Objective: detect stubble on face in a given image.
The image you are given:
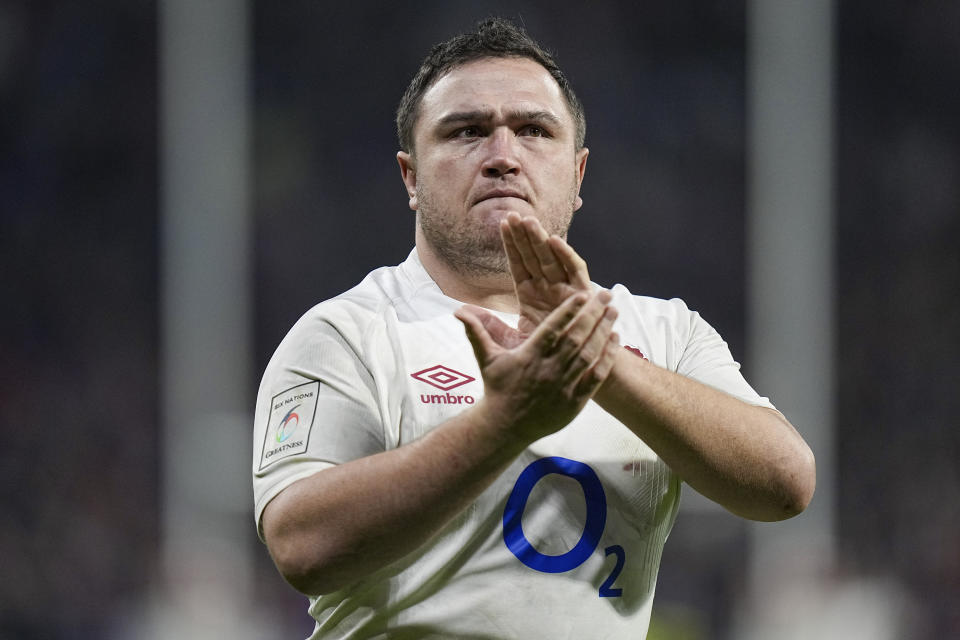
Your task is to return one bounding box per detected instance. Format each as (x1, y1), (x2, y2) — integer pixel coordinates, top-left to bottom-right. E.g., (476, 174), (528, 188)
(415, 177), (580, 278)
(405, 57), (587, 282)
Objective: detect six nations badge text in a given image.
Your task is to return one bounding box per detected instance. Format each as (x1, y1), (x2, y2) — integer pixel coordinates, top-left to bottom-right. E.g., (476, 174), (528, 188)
(259, 380), (320, 470)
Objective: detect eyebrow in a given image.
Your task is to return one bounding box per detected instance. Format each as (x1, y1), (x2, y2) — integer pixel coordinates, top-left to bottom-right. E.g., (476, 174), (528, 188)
(435, 109), (564, 128)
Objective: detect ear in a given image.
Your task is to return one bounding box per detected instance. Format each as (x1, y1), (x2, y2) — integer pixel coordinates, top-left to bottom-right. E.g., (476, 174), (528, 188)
(397, 151), (418, 211)
(572, 147), (589, 212)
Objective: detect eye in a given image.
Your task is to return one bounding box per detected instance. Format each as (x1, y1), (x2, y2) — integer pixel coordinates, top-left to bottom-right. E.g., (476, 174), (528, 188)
(520, 125), (547, 137)
(454, 126), (482, 138)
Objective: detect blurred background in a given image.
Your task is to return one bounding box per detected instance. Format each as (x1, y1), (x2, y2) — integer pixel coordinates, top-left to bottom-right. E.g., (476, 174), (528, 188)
(1, 1), (958, 638)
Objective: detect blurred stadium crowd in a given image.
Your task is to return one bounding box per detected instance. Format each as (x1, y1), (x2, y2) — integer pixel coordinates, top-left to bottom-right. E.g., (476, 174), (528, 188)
(1, 2), (957, 638)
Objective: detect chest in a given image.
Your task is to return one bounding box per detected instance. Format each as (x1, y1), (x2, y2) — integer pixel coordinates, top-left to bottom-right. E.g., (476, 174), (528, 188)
(381, 315), (675, 533)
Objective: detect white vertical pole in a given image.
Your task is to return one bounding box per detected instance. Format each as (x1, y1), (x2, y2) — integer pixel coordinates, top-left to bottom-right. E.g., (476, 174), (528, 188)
(743, 0), (836, 632)
(156, 1), (262, 637)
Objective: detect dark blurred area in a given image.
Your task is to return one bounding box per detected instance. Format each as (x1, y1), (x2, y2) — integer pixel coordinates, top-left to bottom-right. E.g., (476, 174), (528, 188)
(0, 2), (160, 637)
(1, 1), (957, 638)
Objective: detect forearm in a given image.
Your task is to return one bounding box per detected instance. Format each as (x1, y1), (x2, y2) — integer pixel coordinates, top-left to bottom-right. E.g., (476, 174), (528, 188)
(594, 349), (816, 521)
(498, 216), (814, 519)
(262, 400), (527, 595)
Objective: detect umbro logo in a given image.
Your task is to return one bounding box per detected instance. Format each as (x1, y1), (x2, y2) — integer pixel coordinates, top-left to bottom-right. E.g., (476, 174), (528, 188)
(410, 365), (475, 391)
(411, 365), (476, 405)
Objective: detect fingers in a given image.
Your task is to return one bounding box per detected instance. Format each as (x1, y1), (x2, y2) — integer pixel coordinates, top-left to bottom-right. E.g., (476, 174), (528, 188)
(502, 213), (569, 284)
(475, 306), (525, 350)
(561, 289), (614, 352)
(454, 305), (497, 367)
(527, 288), (617, 368)
(526, 288), (619, 398)
(463, 287), (619, 438)
(573, 331), (621, 397)
(556, 292), (618, 387)
(547, 234), (591, 290)
(523, 217), (568, 283)
(527, 291), (590, 355)
(500, 215), (532, 285)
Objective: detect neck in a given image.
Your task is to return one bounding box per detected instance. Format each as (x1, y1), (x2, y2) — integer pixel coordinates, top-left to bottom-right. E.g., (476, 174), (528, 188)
(415, 230), (519, 313)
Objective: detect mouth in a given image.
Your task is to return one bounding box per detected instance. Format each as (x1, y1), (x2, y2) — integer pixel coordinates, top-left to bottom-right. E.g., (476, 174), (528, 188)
(474, 190), (528, 205)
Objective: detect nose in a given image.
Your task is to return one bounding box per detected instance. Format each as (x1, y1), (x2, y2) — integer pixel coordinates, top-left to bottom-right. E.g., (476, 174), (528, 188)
(480, 128), (521, 178)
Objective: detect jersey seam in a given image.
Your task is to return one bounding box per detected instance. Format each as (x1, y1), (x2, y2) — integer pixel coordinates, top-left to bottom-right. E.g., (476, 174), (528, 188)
(358, 294), (396, 451)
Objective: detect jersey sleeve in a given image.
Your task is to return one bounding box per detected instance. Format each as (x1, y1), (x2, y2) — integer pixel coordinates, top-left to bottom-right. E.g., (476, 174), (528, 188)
(675, 304), (775, 410)
(252, 312), (384, 539)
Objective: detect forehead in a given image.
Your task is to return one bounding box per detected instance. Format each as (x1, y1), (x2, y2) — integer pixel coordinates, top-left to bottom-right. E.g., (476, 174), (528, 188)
(417, 57), (573, 128)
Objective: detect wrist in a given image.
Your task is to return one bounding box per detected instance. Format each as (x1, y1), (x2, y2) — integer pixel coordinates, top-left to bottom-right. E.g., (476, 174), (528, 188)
(594, 346), (627, 401)
(594, 346), (652, 409)
(460, 398), (534, 459)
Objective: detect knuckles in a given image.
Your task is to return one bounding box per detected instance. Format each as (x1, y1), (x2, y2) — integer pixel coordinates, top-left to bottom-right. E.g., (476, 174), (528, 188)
(476, 292), (618, 441)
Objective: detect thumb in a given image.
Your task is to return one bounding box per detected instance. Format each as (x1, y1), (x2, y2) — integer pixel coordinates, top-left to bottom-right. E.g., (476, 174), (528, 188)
(474, 308), (522, 349)
(454, 305), (498, 367)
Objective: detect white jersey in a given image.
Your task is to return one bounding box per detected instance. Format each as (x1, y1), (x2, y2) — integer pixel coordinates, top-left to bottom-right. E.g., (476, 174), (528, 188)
(253, 249), (773, 639)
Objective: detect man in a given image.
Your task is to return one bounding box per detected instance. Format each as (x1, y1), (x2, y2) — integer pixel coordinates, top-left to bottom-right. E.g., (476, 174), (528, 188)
(253, 17), (815, 639)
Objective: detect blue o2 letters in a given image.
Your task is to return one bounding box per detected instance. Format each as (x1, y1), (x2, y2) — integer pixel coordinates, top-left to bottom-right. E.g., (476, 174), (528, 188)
(502, 456), (625, 598)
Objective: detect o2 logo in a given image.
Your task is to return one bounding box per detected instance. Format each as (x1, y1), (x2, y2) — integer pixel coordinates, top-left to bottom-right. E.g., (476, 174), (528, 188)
(502, 456), (625, 598)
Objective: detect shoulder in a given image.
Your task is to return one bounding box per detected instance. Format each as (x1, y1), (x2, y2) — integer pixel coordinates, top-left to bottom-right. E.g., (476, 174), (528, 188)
(602, 283), (712, 371)
(279, 260), (413, 351)
(257, 274), (393, 391)
(608, 283), (700, 331)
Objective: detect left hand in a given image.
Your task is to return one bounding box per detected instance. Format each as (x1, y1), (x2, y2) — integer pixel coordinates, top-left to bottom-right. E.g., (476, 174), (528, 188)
(500, 212), (595, 336)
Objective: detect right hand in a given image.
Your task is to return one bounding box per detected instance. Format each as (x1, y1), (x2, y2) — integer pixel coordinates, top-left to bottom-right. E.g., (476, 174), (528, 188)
(501, 212), (594, 337)
(454, 290), (619, 445)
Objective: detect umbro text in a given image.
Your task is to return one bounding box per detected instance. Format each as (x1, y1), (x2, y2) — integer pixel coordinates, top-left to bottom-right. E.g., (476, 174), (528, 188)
(420, 393), (475, 405)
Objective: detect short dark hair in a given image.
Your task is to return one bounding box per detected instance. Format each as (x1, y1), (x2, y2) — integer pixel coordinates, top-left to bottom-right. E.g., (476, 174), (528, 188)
(396, 17), (586, 154)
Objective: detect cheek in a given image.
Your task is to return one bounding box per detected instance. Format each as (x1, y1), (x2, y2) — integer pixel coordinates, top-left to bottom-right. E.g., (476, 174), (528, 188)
(539, 160), (581, 195)
(424, 154), (467, 183)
